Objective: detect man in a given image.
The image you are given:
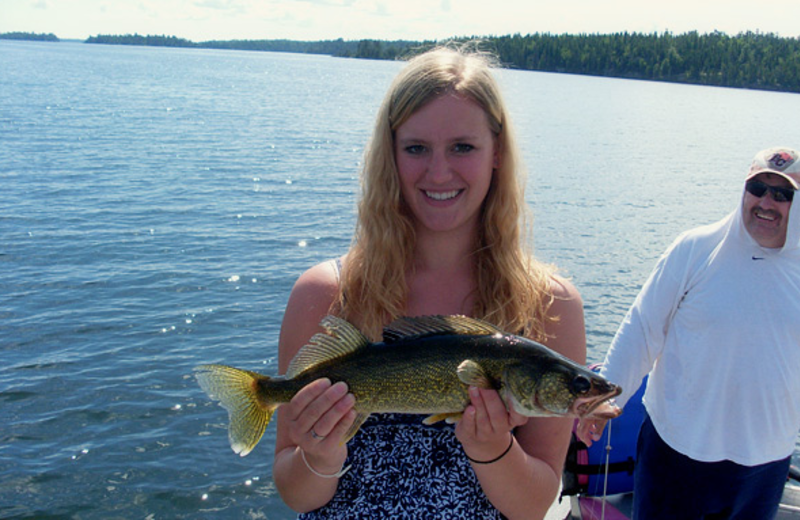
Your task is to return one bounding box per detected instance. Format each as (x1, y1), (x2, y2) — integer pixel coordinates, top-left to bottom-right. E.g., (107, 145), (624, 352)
(578, 147), (800, 519)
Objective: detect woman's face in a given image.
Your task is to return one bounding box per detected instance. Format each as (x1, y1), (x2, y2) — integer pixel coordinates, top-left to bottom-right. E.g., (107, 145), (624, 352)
(394, 93), (497, 236)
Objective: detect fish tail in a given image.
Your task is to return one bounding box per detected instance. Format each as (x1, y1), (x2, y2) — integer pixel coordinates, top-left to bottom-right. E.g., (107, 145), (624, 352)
(194, 364), (277, 457)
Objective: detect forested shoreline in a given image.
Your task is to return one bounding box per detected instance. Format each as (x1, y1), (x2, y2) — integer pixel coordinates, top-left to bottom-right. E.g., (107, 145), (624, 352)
(0, 31), (59, 42)
(3, 30), (800, 93)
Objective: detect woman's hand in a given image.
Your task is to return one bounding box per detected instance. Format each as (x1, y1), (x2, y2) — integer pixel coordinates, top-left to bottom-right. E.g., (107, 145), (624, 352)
(455, 386), (528, 462)
(284, 378), (357, 474)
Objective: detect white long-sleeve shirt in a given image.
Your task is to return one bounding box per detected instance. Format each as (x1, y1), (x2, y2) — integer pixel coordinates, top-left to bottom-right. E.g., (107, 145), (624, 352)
(601, 185), (800, 466)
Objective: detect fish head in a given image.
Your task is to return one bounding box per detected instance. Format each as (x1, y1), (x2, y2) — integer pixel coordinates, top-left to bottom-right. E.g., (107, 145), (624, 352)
(503, 363), (622, 419)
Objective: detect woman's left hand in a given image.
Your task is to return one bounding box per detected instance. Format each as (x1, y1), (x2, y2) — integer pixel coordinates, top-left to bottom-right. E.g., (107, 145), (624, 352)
(455, 386), (528, 462)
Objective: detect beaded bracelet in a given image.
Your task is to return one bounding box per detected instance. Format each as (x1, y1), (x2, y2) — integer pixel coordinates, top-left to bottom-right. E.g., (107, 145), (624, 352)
(299, 448), (351, 478)
(464, 433), (515, 464)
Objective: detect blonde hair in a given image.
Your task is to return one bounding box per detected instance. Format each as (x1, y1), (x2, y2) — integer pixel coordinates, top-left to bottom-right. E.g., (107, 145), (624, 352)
(335, 45), (555, 341)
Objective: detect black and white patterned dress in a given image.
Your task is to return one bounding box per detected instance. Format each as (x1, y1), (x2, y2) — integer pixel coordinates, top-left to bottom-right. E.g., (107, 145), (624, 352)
(298, 412), (505, 519)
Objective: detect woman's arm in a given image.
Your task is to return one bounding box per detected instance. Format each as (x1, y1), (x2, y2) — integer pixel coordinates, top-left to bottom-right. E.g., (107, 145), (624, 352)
(455, 275), (586, 520)
(272, 260), (358, 513)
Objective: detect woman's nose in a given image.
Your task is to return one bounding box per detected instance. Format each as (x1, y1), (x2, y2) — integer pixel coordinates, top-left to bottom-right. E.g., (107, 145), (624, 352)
(426, 150), (453, 184)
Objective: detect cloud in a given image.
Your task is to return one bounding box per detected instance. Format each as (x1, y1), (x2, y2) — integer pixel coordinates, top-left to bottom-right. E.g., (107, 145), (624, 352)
(192, 0), (249, 12)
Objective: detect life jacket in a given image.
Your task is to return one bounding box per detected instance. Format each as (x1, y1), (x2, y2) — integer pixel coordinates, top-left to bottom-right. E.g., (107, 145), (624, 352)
(562, 365), (647, 497)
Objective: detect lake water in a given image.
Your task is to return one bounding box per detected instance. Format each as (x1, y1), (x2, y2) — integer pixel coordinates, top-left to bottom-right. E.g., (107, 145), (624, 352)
(1, 40), (798, 519)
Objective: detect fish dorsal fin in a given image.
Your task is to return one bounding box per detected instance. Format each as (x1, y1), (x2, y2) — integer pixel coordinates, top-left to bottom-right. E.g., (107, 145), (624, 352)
(382, 315), (503, 343)
(286, 315), (370, 378)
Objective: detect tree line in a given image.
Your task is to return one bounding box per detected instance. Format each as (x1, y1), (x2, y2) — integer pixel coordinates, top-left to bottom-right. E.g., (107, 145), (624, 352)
(77, 31), (800, 93)
(0, 32), (59, 42)
(82, 33), (423, 59)
(85, 34), (194, 47)
(489, 31), (800, 92)
(5, 30), (800, 93)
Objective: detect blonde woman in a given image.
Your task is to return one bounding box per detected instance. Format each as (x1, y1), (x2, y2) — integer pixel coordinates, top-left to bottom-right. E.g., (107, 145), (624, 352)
(273, 46), (586, 519)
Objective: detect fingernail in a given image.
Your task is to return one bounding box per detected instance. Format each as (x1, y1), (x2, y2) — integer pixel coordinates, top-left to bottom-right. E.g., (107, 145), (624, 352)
(331, 381), (348, 395)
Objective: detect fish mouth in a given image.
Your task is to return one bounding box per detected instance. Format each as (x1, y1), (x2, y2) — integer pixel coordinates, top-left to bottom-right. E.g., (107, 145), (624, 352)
(573, 387), (623, 419)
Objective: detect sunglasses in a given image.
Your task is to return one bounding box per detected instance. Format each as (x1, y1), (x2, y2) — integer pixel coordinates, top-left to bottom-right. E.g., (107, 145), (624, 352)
(745, 179), (795, 203)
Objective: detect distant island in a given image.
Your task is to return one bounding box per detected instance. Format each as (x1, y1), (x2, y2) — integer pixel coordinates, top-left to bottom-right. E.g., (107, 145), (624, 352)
(82, 33), (421, 60)
(1, 31), (59, 42)
(3, 30), (800, 94)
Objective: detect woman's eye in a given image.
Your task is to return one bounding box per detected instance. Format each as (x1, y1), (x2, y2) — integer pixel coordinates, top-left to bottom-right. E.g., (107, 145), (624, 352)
(404, 144), (426, 155)
(453, 143), (475, 153)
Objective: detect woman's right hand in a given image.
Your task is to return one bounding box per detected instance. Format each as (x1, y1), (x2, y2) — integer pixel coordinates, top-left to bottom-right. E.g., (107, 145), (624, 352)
(284, 378), (357, 474)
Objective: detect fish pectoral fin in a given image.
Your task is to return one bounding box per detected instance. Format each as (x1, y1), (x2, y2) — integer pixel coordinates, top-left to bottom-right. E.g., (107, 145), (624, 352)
(456, 360), (493, 389)
(423, 412), (463, 425)
(342, 412), (370, 443)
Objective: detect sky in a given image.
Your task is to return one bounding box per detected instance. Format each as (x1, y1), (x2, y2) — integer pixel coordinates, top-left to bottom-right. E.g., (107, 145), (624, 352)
(2, 0), (800, 43)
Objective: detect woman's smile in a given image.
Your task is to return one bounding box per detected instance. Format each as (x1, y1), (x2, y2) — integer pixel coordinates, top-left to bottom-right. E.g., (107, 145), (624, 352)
(424, 189), (464, 202)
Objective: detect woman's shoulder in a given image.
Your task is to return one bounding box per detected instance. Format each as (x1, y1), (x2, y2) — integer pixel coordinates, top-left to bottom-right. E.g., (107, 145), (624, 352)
(279, 258), (344, 366)
(288, 257), (345, 301)
(545, 274), (584, 332)
(548, 273), (582, 303)
(284, 258), (343, 318)
(543, 273), (585, 363)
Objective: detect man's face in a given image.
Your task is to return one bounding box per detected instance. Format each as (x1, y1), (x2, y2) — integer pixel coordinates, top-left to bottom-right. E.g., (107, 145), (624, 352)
(742, 173), (796, 248)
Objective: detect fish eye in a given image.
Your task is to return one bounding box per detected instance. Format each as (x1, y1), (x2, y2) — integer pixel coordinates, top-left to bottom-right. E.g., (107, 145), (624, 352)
(570, 375), (592, 394)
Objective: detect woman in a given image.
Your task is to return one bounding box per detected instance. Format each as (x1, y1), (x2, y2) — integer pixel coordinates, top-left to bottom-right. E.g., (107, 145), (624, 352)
(272, 46), (586, 519)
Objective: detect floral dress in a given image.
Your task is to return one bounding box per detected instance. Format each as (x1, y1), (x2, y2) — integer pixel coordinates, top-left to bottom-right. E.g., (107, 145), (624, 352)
(298, 413), (505, 519)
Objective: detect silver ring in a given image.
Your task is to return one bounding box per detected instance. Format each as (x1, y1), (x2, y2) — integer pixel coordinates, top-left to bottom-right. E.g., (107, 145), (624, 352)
(311, 429), (325, 440)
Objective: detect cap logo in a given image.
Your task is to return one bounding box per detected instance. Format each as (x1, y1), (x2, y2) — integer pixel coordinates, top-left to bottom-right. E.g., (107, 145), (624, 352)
(766, 151), (797, 172)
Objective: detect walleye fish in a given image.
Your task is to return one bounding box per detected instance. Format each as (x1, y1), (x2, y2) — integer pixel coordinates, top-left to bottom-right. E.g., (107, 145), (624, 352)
(195, 315), (622, 456)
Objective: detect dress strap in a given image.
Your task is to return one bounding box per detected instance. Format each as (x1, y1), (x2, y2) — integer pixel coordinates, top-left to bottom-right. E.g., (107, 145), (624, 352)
(332, 258), (343, 283)
(331, 258), (346, 308)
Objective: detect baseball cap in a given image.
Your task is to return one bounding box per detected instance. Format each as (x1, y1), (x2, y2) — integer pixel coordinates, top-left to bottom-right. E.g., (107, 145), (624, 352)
(745, 147), (800, 190)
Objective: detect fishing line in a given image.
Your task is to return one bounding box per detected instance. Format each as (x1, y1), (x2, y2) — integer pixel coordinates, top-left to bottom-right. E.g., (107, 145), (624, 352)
(600, 421), (613, 520)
